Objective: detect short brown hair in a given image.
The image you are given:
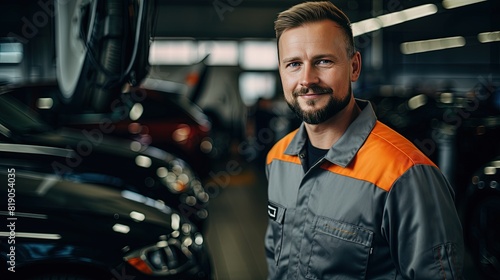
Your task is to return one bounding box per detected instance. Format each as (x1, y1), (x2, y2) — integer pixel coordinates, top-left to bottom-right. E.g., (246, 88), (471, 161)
(275, 1), (355, 57)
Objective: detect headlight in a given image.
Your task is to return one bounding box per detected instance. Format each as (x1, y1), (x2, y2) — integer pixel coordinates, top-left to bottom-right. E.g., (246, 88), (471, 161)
(124, 232), (205, 277)
(125, 238), (194, 276)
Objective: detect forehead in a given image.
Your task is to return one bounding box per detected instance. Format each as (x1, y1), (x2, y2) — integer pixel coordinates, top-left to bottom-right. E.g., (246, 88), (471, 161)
(278, 20), (347, 58)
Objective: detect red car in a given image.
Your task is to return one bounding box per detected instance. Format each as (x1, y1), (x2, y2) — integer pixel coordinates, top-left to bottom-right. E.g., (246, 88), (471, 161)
(8, 81), (215, 179)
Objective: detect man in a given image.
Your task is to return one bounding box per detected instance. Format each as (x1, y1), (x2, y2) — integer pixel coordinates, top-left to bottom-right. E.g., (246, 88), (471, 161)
(264, 1), (464, 279)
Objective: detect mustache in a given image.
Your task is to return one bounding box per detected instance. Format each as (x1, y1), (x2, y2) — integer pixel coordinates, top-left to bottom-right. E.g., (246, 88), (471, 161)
(293, 85), (333, 96)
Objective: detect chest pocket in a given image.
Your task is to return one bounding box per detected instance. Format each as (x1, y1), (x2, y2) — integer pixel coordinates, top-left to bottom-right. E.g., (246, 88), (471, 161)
(306, 216), (373, 280)
(268, 201), (286, 265)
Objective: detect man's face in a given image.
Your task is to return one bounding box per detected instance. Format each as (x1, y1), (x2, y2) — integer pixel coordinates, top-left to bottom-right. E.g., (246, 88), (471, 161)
(278, 20), (361, 124)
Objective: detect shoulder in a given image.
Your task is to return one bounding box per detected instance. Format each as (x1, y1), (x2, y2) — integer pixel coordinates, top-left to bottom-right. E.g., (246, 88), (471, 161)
(322, 121), (437, 192)
(366, 121), (435, 167)
(266, 128), (300, 165)
(360, 121), (437, 190)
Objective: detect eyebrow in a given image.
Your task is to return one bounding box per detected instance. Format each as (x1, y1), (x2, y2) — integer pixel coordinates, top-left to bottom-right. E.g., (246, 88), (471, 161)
(281, 53), (338, 64)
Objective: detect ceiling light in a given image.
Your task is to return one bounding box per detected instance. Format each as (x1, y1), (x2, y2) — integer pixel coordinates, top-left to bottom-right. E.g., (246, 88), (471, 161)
(352, 4), (438, 37)
(240, 41), (278, 70)
(442, 0), (486, 9)
(352, 18), (381, 37)
(198, 40), (238, 65)
(478, 31), (500, 43)
(149, 40), (196, 65)
(400, 36), (465, 54)
(378, 4), (438, 28)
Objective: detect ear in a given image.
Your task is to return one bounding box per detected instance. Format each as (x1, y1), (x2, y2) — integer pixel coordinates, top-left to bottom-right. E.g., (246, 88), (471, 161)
(350, 51), (362, 82)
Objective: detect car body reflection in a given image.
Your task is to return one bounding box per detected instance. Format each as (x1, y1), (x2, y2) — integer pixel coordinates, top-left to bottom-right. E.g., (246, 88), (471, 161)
(0, 92), (212, 279)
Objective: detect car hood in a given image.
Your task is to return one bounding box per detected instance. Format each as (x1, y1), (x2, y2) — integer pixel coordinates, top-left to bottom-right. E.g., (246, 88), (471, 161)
(0, 170), (178, 265)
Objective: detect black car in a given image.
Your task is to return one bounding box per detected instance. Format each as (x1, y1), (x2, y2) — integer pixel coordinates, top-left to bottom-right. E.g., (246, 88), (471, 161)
(0, 93), (210, 228)
(0, 92), (212, 279)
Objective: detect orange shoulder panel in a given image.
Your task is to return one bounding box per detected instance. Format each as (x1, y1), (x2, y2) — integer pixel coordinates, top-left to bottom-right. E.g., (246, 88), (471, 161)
(321, 121), (436, 192)
(266, 129), (301, 165)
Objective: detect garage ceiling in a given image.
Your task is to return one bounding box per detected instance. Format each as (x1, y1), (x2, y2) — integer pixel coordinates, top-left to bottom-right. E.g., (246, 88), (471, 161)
(0, 0), (498, 43)
(152, 0), (499, 41)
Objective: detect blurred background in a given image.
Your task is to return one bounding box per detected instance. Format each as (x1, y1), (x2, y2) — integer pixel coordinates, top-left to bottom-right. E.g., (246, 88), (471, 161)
(0, 0), (499, 279)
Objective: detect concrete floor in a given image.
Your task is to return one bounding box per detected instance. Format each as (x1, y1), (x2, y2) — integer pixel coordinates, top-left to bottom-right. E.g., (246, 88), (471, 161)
(204, 156), (483, 280)
(205, 159), (269, 280)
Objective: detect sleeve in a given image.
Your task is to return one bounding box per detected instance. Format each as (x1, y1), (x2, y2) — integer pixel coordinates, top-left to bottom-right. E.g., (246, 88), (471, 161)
(264, 162), (277, 279)
(264, 220), (277, 279)
(382, 164), (465, 279)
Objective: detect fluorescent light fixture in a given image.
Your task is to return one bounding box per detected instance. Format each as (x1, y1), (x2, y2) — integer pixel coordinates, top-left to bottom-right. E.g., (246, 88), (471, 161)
(149, 40), (239, 66)
(478, 31), (500, 43)
(377, 4), (438, 28)
(198, 41), (238, 65)
(240, 41), (278, 70)
(352, 18), (381, 37)
(149, 40), (196, 65)
(353, 4), (438, 37)
(442, 0), (486, 9)
(400, 36), (466, 54)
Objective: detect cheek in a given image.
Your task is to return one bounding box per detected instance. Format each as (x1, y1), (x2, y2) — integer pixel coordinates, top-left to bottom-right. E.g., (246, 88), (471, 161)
(280, 72), (297, 90)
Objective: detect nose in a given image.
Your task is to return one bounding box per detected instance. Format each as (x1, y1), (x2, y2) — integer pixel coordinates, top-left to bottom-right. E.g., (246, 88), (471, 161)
(300, 64), (319, 87)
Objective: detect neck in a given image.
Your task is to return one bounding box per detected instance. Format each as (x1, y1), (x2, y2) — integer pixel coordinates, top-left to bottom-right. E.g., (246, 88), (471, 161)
(305, 98), (360, 149)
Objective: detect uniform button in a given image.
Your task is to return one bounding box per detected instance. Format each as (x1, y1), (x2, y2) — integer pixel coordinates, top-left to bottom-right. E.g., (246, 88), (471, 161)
(299, 153), (305, 159)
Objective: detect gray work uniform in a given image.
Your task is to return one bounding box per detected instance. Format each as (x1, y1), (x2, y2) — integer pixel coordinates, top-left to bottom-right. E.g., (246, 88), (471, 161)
(265, 99), (464, 279)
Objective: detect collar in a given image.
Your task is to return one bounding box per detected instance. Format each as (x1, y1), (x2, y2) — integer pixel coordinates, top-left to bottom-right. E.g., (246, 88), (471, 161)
(284, 99), (377, 168)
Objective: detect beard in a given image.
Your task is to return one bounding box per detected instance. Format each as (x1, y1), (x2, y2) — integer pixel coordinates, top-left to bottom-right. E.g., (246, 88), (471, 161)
(286, 84), (352, 125)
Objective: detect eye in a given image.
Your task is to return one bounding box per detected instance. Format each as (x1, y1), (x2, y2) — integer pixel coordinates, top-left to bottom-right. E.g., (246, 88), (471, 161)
(286, 62), (301, 68)
(317, 59), (333, 66)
